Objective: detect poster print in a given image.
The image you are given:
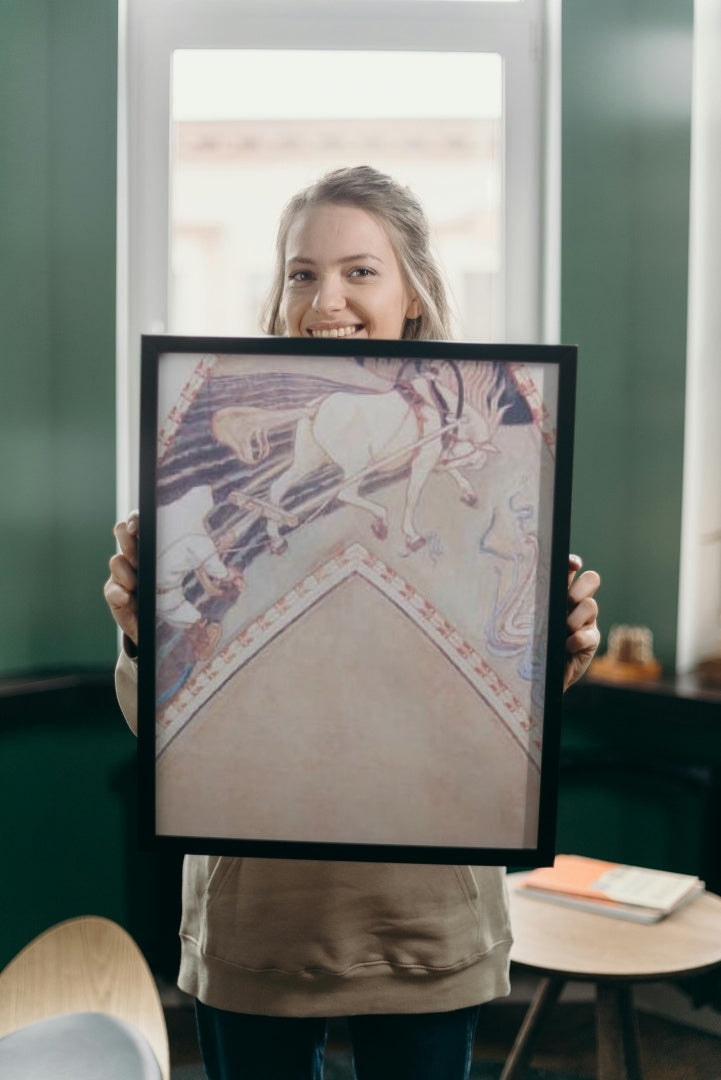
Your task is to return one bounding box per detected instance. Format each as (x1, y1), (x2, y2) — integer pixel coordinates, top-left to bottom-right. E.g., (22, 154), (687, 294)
(138, 337), (576, 864)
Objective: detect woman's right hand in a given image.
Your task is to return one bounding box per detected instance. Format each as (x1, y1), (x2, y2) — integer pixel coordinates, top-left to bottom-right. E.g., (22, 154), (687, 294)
(104, 510), (139, 647)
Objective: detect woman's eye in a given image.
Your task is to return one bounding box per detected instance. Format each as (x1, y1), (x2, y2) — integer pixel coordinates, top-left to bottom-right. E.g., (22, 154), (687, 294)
(288, 269), (313, 283)
(349, 267), (375, 279)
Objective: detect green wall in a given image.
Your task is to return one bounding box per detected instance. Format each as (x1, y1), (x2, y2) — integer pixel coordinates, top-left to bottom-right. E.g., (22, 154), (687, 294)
(0, 0), (118, 675)
(562, 0), (693, 669)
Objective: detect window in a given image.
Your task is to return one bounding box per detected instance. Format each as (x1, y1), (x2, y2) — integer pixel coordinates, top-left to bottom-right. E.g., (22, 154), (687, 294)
(118, 0), (557, 508)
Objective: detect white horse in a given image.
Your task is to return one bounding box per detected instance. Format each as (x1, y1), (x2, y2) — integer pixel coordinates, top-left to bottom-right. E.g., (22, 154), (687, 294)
(212, 373), (502, 553)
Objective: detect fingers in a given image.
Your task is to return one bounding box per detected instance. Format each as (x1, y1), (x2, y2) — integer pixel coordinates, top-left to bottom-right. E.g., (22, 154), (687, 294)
(564, 556), (601, 690)
(567, 564), (601, 641)
(103, 574), (138, 643)
(105, 511), (140, 644)
(568, 553), (583, 588)
(103, 574), (135, 619)
(563, 616), (602, 690)
(113, 511), (139, 569)
(568, 567), (601, 609)
(567, 591), (599, 637)
(110, 549), (137, 589)
(565, 622), (601, 658)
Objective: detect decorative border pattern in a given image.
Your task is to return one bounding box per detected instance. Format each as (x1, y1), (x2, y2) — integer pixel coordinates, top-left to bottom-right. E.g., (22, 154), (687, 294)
(157, 354), (217, 458)
(157, 542), (540, 769)
(508, 362), (557, 457)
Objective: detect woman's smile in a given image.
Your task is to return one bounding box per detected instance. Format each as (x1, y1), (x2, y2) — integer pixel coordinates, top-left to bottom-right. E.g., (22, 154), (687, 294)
(306, 323), (365, 339)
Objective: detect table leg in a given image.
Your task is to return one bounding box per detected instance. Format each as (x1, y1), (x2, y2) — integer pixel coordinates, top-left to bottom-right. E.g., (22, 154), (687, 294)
(500, 976), (565, 1080)
(596, 982), (643, 1080)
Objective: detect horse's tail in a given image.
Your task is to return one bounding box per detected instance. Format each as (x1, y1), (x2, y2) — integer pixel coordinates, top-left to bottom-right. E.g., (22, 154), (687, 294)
(211, 404), (314, 466)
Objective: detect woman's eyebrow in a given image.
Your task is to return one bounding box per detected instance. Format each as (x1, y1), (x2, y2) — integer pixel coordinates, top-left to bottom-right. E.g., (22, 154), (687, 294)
(339, 253), (384, 264)
(286, 253), (384, 266)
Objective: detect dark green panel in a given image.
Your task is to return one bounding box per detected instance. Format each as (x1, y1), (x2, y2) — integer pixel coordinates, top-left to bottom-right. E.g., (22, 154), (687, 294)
(0, 685), (132, 967)
(559, 682), (721, 888)
(0, 0), (118, 673)
(0, 681), (185, 975)
(562, 0), (693, 668)
(556, 771), (707, 877)
(47, 0), (118, 667)
(0, 1), (55, 670)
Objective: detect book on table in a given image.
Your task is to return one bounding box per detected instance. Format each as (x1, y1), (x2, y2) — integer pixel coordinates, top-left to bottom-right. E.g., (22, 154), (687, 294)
(516, 854), (705, 923)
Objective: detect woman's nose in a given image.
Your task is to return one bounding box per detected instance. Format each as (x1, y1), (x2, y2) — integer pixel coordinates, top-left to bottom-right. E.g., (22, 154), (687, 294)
(312, 274), (345, 314)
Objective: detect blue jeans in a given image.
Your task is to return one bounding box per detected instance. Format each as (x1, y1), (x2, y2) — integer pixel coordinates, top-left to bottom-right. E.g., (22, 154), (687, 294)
(195, 1000), (481, 1080)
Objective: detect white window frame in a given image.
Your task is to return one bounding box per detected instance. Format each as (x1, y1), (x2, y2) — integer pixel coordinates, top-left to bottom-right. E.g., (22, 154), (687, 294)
(117, 0), (559, 511)
(676, 0), (721, 674)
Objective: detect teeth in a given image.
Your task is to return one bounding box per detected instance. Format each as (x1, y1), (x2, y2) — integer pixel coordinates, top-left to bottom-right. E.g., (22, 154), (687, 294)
(311, 325), (359, 338)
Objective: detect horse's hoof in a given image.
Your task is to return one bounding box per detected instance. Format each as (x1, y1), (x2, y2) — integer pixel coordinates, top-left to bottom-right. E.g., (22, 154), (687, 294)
(406, 536), (426, 552)
(269, 538), (288, 556)
(371, 518), (388, 540)
(461, 491), (478, 507)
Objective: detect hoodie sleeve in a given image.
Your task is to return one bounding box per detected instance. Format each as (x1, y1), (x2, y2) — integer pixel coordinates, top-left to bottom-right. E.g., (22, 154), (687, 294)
(115, 645), (139, 735)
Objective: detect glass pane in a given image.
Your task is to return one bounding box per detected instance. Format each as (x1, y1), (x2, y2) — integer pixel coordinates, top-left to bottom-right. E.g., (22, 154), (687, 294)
(170, 50), (503, 340)
(337, 1), (521, 3)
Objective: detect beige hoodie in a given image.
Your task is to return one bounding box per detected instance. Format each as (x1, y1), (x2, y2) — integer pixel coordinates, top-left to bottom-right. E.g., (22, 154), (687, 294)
(116, 651), (512, 1016)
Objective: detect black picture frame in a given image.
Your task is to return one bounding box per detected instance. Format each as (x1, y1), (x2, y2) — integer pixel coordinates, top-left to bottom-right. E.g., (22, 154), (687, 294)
(138, 335), (576, 865)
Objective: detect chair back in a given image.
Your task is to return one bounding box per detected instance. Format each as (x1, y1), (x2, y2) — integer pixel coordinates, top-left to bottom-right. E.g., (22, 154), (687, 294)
(0, 915), (169, 1080)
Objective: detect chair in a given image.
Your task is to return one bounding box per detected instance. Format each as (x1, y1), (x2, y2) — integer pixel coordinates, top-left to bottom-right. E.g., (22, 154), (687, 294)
(0, 915), (170, 1079)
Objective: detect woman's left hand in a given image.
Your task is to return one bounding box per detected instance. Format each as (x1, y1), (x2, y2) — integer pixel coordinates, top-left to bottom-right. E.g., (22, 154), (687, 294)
(564, 554), (601, 691)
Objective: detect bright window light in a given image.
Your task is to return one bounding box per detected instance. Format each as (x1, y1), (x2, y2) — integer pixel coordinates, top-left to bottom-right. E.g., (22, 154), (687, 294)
(172, 50), (502, 121)
(170, 50), (503, 341)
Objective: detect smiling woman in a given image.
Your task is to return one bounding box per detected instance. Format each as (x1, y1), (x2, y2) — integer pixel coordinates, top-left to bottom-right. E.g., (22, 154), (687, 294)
(263, 167), (452, 342)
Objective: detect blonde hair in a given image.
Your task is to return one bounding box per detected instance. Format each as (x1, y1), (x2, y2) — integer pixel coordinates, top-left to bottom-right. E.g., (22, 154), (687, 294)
(262, 165), (453, 340)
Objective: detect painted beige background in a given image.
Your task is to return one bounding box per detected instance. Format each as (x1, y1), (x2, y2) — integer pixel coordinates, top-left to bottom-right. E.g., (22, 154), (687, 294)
(157, 573), (540, 847)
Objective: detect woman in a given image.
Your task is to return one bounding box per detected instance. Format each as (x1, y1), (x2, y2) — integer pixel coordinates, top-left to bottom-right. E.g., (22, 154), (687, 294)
(106, 166), (601, 1080)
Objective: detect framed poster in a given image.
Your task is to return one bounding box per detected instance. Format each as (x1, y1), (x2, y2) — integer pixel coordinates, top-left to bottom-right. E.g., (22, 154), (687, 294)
(138, 336), (576, 864)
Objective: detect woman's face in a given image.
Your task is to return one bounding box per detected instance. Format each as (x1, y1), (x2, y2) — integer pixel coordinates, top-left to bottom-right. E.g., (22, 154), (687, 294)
(281, 203), (421, 340)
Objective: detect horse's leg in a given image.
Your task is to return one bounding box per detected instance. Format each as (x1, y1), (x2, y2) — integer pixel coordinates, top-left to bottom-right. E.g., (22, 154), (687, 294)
(334, 484), (390, 539)
(312, 399), (404, 540)
(401, 443), (443, 550)
(266, 417), (326, 553)
(444, 466), (479, 507)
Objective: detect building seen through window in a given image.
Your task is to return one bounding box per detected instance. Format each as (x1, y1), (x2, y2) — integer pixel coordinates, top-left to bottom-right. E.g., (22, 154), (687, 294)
(170, 50), (503, 341)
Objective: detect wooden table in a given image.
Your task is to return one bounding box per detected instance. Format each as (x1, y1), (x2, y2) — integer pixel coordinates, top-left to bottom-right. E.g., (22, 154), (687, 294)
(503, 873), (721, 1080)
